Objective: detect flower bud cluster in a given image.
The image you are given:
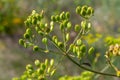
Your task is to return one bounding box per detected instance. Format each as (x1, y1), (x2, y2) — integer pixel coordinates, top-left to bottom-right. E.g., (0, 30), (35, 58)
(51, 11), (71, 31)
(76, 5), (94, 19)
(105, 44), (120, 57)
(13, 59), (56, 80)
(69, 39), (86, 59)
(24, 10), (44, 26)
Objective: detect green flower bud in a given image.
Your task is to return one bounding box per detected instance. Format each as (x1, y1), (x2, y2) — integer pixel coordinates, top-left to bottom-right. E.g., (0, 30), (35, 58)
(37, 68), (44, 75)
(50, 21), (54, 26)
(50, 59), (54, 67)
(67, 22), (72, 29)
(51, 15), (56, 21)
(76, 6), (81, 14)
(55, 15), (60, 21)
(75, 46), (79, 52)
(47, 67), (51, 73)
(33, 46), (39, 51)
(87, 22), (92, 30)
(88, 47), (94, 55)
(35, 60), (40, 67)
(60, 23), (64, 31)
(60, 12), (65, 20)
(82, 5), (88, 10)
(87, 7), (93, 16)
(40, 10), (44, 19)
(41, 63), (46, 70)
(26, 28), (32, 35)
(27, 69), (33, 75)
(74, 24), (80, 32)
(69, 44), (74, 50)
(81, 9), (86, 17)
(32, 18), (37, 25)
(63, 20), (68, 27)
(65, 12), (70, 19)
(80, 45), (86, 53)
(19, 39), (24, 45)
(51, 69), (56, 76)
(42, 37), (48, 44)
(81, 20), (87, 30)
(73, 45), (76, 53)
(52, 36), (58, 44)
(50, 21), (54, 31)
(76, 39), (82, 46)
(65, 33), (70, 41)
(32, 10), (36, 15)
(24, 20), (30, 27)
(45, 59), (48, 66)
(50, 25), (54, 32)
(24, 33), (30, 39)
(58, 42), (64, 48)
(26, 64), (33, 70)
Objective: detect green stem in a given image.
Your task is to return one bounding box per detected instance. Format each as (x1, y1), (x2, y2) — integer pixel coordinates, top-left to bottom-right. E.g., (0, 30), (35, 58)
(66, 54), (117, 77)
(66, 29), (83, 53)
(62, 29), (67, 51)
(47, 35), (118, 77)
(94, 59), (115, 79)
(107, 57), (118, 72)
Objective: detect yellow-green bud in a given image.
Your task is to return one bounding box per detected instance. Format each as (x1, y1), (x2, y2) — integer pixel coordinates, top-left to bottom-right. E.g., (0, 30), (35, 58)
(33, 46), (39, 51)
(65, 12), (70, 19)
(88, 47), (94, 55)
(65, 33), (70, 41)
(45, 59), (48, 66)
(51, 15), (56, 21)
(26, 64), (33, 70)
(58, 42), (64, 48)
(76, 39), (82, 46)
(34, 60), (40, 67)
(67, 22), (72, 29)
(24, 33), (30, 39)
(50, 59), (54, 67)
(76, 6), (81, 14)
(74, 24), (80, 32)
(80, 45), (86, 53)
(42, 37), (48, 44)
(51, 69), (56, 76)
(19, 39), (24, 45)
(60, 12), (65, 20)
(26, 28), (32, 35)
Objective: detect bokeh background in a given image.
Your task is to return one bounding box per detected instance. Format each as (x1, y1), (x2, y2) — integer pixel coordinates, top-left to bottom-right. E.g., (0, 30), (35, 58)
(0, 0), (120, 80)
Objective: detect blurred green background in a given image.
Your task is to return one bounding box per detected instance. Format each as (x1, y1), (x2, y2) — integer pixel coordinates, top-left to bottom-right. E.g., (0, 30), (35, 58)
(0, 0), (120, 80)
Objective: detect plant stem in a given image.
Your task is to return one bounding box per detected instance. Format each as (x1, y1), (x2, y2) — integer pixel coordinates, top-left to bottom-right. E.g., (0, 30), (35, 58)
(66, 54), (117, 77)
(47, 34), (118, 77)
(66, 29), (83, 53)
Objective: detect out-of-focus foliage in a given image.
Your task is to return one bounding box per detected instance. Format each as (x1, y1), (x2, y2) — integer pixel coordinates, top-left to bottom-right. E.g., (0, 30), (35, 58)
(104, 36), (120, 46)
(0, 0), (24, 35)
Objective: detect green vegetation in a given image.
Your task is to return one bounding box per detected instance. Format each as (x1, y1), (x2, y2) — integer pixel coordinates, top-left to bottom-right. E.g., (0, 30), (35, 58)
(0, 0), (120, 80)
(13, 4), (120, 80)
